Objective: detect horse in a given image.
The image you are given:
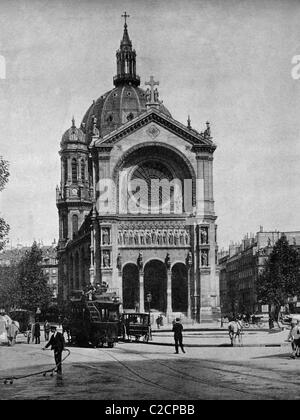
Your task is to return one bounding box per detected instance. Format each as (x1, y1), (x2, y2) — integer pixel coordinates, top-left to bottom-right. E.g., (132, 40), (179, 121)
(228, 320), (243, 346)
(7, 321), (20, 346)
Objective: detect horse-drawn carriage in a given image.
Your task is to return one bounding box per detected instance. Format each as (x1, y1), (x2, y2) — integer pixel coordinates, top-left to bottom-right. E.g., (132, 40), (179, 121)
(67, 290), (121, 347)
(120, 313), (151, 342)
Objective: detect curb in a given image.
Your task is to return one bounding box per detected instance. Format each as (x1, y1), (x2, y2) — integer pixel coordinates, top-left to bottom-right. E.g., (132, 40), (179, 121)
(140, 341), (290, 348)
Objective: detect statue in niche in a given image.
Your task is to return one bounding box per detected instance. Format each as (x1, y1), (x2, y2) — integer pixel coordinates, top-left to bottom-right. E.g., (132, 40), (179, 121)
(186, 251), (193, 268)
(146, 230), (151, 245)
(163, 230), (168, 245)
(201, 250), (208, 267)
(165, 253), (171, 270)
(117, 253), (122, 271)
(118, 231), (123, 245)
(200, 227), (208, 244)
(139, 230), (145, 245)
(174, 230), (180, 246)
(133, 231), (139, 245)
(179, 230), (185, 245)
(102, 228), (110, 245)
(103, 251), (110, 268)
(185, 231), (190, 245)
(151, 230), (157, 244)
(168, 230), (174, 245)
(157, 231), (162, 245)
(137, 251), (143, 270)
(123, 230), (129, 245)
(129, 231), (134, 245)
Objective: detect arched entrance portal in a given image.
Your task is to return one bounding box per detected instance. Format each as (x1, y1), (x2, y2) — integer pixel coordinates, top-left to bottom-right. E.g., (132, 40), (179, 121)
(122, 263), (139, 310)
(144, 260), (167, 313)
(172, 263), (188, 313)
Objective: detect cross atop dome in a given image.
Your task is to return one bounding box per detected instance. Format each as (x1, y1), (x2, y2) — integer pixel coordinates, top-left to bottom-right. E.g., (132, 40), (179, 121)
(122, 11), (130, 27)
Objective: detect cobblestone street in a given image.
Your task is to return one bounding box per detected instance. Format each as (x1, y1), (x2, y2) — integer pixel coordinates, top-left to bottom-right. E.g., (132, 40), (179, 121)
(1, 330), (300, 400)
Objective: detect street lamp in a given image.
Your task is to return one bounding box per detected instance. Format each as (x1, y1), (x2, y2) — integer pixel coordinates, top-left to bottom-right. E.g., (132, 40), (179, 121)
(146, 292), (152, 316)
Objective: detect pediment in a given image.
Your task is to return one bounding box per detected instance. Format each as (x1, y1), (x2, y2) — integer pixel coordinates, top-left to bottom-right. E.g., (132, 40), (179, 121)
(92, 108), (216, 151)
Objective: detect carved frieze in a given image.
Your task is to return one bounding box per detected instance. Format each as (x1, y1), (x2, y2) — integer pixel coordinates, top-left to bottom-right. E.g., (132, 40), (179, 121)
(118, 227), (190, 247)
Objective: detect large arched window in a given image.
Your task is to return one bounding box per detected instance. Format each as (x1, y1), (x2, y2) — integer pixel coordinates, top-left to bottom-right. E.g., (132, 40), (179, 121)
(72, 158), (78, 183)
(129, 160), (179, 214)
(81, 159), (85, 182)
(63, 215), (68, 239)
(72, 214), (78, 238)
(63, 159), (68, 184)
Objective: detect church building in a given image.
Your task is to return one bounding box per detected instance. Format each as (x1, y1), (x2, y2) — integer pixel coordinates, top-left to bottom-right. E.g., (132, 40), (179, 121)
(56, 15), (220, 323)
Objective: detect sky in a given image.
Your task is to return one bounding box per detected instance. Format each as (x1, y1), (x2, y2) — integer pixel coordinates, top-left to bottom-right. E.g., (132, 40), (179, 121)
(0, 0), (300, 250)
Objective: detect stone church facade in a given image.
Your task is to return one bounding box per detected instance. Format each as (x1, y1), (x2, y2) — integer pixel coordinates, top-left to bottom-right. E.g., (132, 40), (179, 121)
(56, 17), (220, 322)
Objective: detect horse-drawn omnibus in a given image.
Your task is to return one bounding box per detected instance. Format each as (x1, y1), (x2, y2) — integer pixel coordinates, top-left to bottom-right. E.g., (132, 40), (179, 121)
(67, 290), (121, 347)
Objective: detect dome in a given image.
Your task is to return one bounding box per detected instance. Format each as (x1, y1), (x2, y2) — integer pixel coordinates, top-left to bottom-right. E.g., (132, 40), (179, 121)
(61, 118), (86, 149)
(81, 85), (172, 143)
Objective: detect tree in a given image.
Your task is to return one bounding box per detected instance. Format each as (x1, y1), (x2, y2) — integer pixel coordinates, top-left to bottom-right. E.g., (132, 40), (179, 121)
(0, 157), (10, 250)
(0, 264), (19, 310)
(16, 242), (53, 312)
(256, 236), (300, 320)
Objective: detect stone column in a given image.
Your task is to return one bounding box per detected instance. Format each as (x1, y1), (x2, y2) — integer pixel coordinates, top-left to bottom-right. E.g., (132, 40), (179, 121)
(187, 266), (192, 319)
(166, 269), (172, 315)
(139, 270), (145, 313)
(61, 158), (65, 189)
(195, 156), (205, 216)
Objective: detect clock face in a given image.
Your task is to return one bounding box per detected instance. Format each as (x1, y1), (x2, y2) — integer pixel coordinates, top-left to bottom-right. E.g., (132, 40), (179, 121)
(71, 188), (77, 195)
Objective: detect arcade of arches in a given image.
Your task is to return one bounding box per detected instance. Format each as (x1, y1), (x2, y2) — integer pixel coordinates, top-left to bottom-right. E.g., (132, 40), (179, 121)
(122, 260), (188, 314)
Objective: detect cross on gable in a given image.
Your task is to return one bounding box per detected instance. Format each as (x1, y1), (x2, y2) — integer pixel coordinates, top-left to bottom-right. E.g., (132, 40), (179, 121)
(145, 76), (160, 104)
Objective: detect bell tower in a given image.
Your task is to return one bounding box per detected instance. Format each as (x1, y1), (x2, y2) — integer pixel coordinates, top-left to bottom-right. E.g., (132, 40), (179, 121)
(56, 117), (93, 247)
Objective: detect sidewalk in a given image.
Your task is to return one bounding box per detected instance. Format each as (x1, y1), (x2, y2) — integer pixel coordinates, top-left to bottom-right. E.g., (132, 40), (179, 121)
(147, 328), (291, 348)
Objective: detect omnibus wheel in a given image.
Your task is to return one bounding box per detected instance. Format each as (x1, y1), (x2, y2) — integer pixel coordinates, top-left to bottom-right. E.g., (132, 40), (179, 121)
(107, 342), (114, 348)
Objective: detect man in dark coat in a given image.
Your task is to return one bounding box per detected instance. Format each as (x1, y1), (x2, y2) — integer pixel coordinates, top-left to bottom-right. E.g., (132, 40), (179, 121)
(172, 318), (185, 354)
(43, 326), (65, 375)
(34, 321), (41, 344)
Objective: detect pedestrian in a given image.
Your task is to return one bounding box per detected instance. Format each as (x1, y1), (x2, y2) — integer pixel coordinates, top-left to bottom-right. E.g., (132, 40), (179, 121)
(34, 320), (41, 344)
(44, 320), (50, 341)
(268, 313), (274, 330)
(156, 315), (161, 329)
(27, 322), (32, 344)
(172, 318), (185, 354)
(43, 325), (65, 376)
(290, 320), (300, 359)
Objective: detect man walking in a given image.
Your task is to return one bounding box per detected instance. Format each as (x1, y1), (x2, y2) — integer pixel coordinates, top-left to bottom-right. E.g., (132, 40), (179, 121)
(34, 320), (41, 344)
(172, 318), (185, 354)
(44, 320), (50, 341)
(43, 325), (65, 376)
